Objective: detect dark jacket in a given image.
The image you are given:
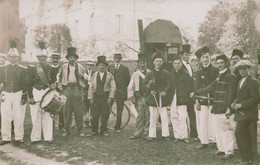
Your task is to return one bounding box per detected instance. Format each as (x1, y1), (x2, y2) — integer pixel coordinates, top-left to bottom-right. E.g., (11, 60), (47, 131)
(195, 64), (219, 105)
(27, 63), (57, 98)
(196, 69), (238, 114)
(107, 64), (130, 101)
(144, 69), (171, 107)
(0, 64), (27, 95)
(170, 68), (193, 106)
(233, 75), (260, 121)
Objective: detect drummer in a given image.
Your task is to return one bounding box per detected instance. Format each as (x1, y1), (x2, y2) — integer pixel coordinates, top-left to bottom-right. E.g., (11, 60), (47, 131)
(27, 42), (57, 144)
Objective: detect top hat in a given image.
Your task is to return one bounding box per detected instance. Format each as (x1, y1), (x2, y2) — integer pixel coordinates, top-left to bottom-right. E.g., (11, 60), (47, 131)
(231, 49), (243, 58)
(114, 53), (122, 57)
(37, 42), (47, 57)
(138, 53), (147, 61)
(66, 47), (78, 60)
(182, 44), (191, 54)
(96, 56), (108, 66)
(216, 54), (229, 63)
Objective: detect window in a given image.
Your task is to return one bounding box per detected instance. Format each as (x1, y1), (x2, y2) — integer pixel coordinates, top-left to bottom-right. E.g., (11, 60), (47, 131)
(115, 14), (124, 35)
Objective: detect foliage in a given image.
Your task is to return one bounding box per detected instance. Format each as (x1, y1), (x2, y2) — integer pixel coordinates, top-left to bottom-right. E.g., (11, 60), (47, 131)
(198, 0), (260, 56)
(33, 24), (72, 54)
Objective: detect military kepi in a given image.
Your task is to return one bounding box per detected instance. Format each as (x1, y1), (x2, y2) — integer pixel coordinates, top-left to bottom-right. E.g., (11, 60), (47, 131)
(96, 56), (108, 66)
(195, 46), (210, 59)
(216, 54), (229, 63)
(66, 47), (78, 60)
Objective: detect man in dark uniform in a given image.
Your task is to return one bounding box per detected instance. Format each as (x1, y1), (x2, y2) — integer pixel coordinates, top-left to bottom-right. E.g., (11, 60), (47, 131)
(107, 53), (130, 132)
(232, 60), (259, 165)
(193, 46), (219, 149)
(0, 49), (27, 145)
(27, 43), (57, 144)
(181, 44), (198, 139)
(83, 61), (95, 127)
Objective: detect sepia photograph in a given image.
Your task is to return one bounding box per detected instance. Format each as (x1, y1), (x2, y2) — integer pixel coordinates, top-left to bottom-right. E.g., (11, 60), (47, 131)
(0, 0), (260, 164)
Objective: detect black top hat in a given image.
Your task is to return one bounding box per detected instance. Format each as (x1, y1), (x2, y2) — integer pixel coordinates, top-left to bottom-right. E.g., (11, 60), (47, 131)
(231, 49), (243, 58)
(66, 47), (78, 59)
(96, 56), (108, 66)
(152, 52), (163, 61)
(182, 44), (191, 53)
(216, 54), (229, 63)
(138, 53), (147, 61)
(114, 53), (122, 57)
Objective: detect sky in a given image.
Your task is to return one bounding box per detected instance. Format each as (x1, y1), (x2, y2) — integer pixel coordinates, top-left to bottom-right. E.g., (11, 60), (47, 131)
(19, 0), (219, 40)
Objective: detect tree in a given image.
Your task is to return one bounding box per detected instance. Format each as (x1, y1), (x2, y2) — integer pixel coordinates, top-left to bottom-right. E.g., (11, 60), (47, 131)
(33, 24), (72, 54)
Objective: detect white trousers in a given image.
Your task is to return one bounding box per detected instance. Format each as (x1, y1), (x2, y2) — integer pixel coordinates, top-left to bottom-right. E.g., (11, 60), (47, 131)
(196, 105), (215, 144)
(148, 106), (169, 138)
(30, 88), (53, 141)
(170, 94), (188, 139)
(1, 91), (26, 141)
(212, 114), (236, 154)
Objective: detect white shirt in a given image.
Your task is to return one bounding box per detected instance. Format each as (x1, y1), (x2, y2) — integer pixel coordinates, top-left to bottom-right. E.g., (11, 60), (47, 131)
(219, 68), (227, 75)
(115, 63), (121, 69)
(99, 71), (105, 80)
(182, 60), (192, 77)
(203, 63), (210, 68)
(240, 76), (248, 89)
(68, 65), (77, 83)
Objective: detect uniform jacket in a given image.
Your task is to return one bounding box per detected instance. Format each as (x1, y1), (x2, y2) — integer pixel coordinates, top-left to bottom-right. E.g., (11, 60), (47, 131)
(233, 75), (260, 121)
(196, 69), (238, 114)
(144, 69), (171, 107)
(88, 71), (116, 100)
(169, 68), (193, 106)
(0, 64), (27, 95)
(195, 64), (219, 105)
(107, 63), (130, 100)
(57, 62), (86, 88)
(127, 69), (149, 99)
(27, 63), (57, 98)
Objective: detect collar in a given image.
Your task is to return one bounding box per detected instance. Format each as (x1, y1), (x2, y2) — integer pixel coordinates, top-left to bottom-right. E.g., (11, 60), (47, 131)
(241, 75), (249, 81)
(203, 63), (210, 68)
(219, 68), (227, 74)
(182, 60), (189, 65)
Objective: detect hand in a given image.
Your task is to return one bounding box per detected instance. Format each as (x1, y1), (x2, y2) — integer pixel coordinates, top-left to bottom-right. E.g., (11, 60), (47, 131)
(231, 103), (235, 110)
(190, 92), (194, 98)
(50, 83), (57, 90)
(129, 97), (135, 104)
(21, 99), (27, 105)
(147, 80), (155, 88)
(151, 90), (156, 96)
(57, 84), (63, 91)
(0, 94), (5, 102)
(107, 98), (113, 105)
(233, 104), (242, 110)
(161, 91), (166, 97)
(195, 102), (201, 111)
(225, 107), (231, 115)
(89, 98), (94, 105)
(28, 98), (36, 105)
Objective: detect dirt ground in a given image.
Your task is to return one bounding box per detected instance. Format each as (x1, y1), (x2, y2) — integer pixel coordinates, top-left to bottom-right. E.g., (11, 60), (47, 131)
(0, 104), (259, 165)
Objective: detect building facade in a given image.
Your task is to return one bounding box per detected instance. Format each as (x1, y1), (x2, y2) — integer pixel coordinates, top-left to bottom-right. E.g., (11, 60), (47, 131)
(21, 0), (166, 61)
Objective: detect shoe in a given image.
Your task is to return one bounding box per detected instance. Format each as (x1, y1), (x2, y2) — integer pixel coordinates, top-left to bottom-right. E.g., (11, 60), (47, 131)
(31, 141), (40, 145)
(115, 129), (120, 133)
(183, 138), (190, 143)
(0, 141), (10, 145)
(103, 132), (109, 137)
(196, 144), (208, 149)
(174, 139), (181, 143)
(162, 137), (170, 141)
(147, 137), (155, 142)
(62, 131), (70, 136)
(193, 138), (199, 141)
(86, 131), (98, 137)
(129, 136), (139, 140)
(79, 132), (85, 137)
(215, 151), (225, 155)
(45, 140), (53, 144)
(220, 154), (233, 160)
(14, 139), (24, 145)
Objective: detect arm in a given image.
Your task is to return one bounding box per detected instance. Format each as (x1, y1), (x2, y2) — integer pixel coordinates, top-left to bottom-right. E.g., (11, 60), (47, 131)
(26, 67), (35, 99)
(125, 67), (131, 87)
(227, 75), (238, 107)
(239, 80), (260, 109)
(88, 74), (95, 100)
(195, 80), (217, 96)
(127, 74), (135, 99)
(163, 71), (171, 93)
(109, 75), (116, 99)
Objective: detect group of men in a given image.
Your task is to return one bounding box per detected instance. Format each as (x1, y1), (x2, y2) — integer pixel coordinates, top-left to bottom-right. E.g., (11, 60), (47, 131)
(0, 43), (259, 165)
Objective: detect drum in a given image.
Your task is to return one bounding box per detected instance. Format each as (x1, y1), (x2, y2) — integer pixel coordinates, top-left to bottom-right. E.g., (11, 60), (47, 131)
(40, 89), (67, 115)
